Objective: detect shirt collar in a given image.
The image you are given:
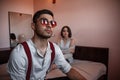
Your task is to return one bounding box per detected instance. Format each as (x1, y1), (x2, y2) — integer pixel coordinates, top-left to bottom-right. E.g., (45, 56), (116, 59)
(29, 39), (52, 57)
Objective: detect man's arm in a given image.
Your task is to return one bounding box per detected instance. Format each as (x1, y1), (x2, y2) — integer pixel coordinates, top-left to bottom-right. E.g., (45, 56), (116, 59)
(66, 67), (87, 80)
(7, 45), (26, 80)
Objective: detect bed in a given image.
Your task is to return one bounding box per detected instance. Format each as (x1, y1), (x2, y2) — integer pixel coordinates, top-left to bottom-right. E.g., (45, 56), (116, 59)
(46, 45), (109, 80)
(0, 45), (109, 80)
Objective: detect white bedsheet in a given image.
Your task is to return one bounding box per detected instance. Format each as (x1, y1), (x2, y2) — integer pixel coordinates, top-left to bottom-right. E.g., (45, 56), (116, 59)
(46, 59), (106, 80)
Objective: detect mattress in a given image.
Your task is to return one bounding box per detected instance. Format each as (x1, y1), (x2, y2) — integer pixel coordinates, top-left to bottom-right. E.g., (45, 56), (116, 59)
(46, 59), (106, 80)
(0, 60), (106, 80)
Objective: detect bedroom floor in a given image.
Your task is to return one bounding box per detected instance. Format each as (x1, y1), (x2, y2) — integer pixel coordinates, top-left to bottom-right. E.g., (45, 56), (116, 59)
(0, 63), (10, 80)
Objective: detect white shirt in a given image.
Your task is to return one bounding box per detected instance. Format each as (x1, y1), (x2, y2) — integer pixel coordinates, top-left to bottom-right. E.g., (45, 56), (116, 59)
(7, 39), (71, 80)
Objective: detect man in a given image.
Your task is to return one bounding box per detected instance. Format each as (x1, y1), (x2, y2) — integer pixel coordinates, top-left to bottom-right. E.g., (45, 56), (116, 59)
(7, 9), (86, 80)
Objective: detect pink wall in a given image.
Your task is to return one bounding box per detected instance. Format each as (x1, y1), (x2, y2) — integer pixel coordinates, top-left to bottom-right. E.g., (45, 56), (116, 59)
(0, 0), (120, 80)
(0, 0), (33, 48)
(34, 0), (120, 80)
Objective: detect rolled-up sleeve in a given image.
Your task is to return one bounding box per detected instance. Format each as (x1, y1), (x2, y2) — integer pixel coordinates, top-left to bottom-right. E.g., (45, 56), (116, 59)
(53, 44), (72, 73)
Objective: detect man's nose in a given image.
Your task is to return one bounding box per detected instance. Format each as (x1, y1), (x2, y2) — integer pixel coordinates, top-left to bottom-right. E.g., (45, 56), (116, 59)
(46, 22), (52, 28)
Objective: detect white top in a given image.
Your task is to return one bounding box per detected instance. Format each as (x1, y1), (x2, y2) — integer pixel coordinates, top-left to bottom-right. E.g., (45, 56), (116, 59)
(58, 39), (75, 53)
(57, 39), (75, 63)
(7, 39), (71, 80)
(59, 39), (71, 50)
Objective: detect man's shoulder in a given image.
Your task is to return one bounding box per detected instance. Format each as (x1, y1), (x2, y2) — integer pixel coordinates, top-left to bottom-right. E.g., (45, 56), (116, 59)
(10, 43), (27, 57)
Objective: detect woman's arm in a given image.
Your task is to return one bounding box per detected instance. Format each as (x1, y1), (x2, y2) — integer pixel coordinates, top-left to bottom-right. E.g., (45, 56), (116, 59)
(69, 38), (75, 53)
(56, 38), (75, 54)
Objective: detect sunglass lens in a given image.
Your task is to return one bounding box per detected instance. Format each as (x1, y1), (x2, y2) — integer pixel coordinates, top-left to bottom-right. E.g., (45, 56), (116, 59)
(51, 21), (57, 28)
(41, 19), (48, 25)
(40, 18), (57, 28)
(44, 20), (48, 25)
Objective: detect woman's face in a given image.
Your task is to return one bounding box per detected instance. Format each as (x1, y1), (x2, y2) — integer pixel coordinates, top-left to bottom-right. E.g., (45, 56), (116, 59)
(62, 27), (69, 38)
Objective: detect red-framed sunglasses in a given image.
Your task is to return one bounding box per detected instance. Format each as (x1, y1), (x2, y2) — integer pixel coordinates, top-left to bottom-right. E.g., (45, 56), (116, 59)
(39, 18), (57, 28)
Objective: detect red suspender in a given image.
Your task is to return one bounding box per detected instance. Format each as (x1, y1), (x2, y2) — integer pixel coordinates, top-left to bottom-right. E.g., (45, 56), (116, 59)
(49, 42), (55, 65)
(21, 42), (32, 80)
(21, 41), (55, 80)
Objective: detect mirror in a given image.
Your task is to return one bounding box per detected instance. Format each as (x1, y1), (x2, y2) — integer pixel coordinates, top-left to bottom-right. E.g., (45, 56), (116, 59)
(9, 12), (33, 48)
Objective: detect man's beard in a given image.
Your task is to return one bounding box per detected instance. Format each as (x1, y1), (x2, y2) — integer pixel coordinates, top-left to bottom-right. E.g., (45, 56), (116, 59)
(35, 30), (52, 39)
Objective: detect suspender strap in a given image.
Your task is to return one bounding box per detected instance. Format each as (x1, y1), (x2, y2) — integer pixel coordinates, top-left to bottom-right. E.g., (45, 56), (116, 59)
(21, 42), (32, 80)
(49, 42), (55, 65)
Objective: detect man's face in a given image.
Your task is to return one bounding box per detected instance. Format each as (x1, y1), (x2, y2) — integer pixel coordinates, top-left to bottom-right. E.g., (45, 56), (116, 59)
(33, 14), (56, 39)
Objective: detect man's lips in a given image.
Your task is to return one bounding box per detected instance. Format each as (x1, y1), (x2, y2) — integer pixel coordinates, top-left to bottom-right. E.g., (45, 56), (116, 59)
(45, 30), (52, 33)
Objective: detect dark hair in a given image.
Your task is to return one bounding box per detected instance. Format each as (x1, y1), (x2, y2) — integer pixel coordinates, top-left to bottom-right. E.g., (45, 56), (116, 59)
(61, 26), (72, 38)
(33, 9), (54, 24)
(10, 33), (16, 40)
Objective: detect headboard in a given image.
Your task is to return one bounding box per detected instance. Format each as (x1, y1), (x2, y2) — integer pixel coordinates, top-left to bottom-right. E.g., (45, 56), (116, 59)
(73, 45), (109, 68)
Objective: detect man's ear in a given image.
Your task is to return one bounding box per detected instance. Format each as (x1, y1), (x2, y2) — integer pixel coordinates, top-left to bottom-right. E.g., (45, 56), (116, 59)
(31, 23), (35, 30)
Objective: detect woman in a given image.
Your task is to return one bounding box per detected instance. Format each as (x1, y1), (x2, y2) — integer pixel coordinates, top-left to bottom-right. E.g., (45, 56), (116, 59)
(57, 26), (75, 63)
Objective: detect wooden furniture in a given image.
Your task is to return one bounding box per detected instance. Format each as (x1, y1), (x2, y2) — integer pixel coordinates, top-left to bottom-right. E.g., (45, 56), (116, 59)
(0, 48), (11, 64)
(73, 46), (109, 80)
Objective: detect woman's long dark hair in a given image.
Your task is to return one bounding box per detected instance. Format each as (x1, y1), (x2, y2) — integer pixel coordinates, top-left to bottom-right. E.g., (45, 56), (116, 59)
(61, 26), (72, 38)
